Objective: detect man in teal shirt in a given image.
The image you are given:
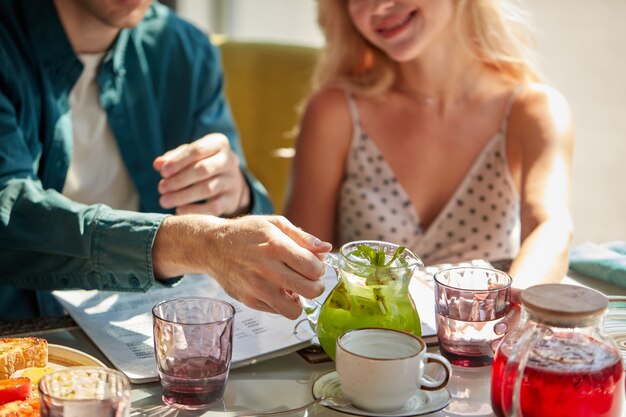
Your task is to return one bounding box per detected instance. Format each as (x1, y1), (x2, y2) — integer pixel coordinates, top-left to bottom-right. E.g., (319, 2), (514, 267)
(0, 0), (330, 319)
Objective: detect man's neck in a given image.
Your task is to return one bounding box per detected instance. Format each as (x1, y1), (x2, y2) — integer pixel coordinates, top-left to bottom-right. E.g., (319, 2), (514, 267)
(53, 0), (119, 54)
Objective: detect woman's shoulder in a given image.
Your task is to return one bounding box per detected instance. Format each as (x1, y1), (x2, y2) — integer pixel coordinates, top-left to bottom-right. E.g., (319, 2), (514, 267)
(503, 82), (573, 175)
(298, 86), (354, 151)
(510, 83), (572, 141)
(306, 85), (351, 114)
(514, 83), (571, 126)
(302, 86), (353, 131)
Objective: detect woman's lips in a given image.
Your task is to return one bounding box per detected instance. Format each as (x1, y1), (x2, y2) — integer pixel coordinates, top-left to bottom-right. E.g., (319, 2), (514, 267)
(376, 10), (417, 39)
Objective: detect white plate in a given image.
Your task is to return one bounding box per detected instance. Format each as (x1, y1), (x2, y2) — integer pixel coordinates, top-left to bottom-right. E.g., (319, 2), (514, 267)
(11, 344), (107, 379)
(48, 344), (108, 368)
(312, 371), (451, 417)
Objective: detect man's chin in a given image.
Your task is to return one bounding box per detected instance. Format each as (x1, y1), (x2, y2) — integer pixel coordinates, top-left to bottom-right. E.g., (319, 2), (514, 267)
(119, 0), (145, 7)
(114, 15), (147, 28)
(98, 0), (152, 29)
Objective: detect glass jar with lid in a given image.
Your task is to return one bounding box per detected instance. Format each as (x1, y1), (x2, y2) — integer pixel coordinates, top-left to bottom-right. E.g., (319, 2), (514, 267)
(491, 284), (624, 417)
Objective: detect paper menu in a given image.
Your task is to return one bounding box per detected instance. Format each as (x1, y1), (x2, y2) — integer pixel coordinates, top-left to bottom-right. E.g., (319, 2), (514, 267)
(409, 273), (437, 338)
(53, 274), (315, 384)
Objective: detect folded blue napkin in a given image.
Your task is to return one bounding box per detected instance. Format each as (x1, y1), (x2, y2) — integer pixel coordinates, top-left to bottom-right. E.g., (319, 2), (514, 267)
(569, 241), (626, 289)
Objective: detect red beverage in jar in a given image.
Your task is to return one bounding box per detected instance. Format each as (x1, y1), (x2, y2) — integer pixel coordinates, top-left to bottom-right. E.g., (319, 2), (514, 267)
(491, 332), (624, 417)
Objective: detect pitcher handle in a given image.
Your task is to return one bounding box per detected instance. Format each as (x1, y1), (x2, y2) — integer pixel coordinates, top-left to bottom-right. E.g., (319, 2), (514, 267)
(323, 252), (340, 278)
(500, 326), (547, 417)
(298, 253), (341, 328)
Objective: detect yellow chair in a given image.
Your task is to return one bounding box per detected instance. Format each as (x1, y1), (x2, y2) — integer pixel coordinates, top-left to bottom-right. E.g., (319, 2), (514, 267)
(218, 41), (319, 213)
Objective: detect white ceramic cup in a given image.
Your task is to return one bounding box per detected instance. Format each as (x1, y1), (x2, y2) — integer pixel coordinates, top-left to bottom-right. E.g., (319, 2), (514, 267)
(336, 328), (452, 412)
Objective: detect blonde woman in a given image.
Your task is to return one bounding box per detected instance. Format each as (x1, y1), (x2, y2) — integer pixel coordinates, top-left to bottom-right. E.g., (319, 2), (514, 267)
(285, 0), (573, 294)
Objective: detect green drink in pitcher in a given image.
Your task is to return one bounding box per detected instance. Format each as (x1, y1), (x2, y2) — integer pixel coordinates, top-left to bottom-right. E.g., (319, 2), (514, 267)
(303, 240), (423, 360)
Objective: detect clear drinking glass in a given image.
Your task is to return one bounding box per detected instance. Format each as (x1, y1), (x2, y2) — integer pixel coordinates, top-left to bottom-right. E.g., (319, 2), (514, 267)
(152, 297), (235, 409)
(434, 266), (512, 367)
(38, 367), (131, 417)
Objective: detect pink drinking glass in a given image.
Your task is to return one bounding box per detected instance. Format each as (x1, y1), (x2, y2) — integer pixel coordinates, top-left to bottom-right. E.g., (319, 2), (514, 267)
(152, 297), (235, 409)
(434, 266), (512, 367)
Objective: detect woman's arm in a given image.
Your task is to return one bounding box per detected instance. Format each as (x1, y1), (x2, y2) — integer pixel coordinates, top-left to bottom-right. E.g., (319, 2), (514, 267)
(284, 87), (354, 244)
(507, 84), (574, 288)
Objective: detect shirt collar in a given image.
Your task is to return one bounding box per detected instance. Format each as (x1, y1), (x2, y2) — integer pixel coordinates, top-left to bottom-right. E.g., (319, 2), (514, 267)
(107, 29), (130, 77)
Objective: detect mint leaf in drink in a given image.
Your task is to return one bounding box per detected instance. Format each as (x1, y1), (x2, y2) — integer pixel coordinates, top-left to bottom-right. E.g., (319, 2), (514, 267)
(385, 246), (405, 267)
(350, 245), (378, 265)
(375, 248), (386, 266)
(346, 244), (411, 315)
(350, 244), (407, 268)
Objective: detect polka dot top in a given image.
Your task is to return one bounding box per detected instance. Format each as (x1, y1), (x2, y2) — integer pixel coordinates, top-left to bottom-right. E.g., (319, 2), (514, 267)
(336, 90), (522, 265)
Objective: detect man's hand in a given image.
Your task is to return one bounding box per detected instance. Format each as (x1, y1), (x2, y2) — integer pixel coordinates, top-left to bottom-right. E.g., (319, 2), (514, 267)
(153, 133), (250, 217)
(152, 215), (332, 319)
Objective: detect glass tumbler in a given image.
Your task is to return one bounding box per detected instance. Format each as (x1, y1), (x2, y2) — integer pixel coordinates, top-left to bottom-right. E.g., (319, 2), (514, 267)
(39, 366), (131, 417)
(152, 297), (235, 409)
(434, 266), (512, 367)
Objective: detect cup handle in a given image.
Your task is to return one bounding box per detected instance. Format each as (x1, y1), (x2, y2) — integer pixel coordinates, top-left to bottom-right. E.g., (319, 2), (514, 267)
(419, 353), (452, 391)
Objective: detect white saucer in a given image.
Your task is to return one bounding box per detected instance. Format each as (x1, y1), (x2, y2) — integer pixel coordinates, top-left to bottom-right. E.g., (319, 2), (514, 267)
(312, 371), (451, 417)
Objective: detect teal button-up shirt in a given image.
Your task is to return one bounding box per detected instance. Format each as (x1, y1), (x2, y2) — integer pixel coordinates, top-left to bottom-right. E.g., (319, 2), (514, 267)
(0, 1), (273, 319)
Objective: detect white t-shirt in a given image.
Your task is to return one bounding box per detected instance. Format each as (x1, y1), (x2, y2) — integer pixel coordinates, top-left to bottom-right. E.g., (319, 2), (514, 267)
(62, 53), (140, 211)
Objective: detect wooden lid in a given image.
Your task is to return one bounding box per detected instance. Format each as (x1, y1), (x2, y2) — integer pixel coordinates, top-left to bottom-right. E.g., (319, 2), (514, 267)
(521, 284), (608, 319)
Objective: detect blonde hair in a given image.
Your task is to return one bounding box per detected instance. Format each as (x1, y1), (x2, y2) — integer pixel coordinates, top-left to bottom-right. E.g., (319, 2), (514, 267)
(313, 0), (541, 97)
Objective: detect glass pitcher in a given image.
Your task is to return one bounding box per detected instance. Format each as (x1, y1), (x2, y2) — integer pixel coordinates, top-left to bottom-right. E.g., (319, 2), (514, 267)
(491, 284), (624, 417)
(302, 240), (424, 360)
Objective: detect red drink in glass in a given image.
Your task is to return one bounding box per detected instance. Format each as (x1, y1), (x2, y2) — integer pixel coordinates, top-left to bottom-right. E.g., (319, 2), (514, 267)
(436, 309), (505, 367)
(160, 356), (229, 408)
(491, 333), (624, 417)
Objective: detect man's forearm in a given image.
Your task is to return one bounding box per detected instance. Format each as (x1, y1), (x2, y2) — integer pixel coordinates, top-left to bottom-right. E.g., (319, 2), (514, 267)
(152, 214), (226, 279)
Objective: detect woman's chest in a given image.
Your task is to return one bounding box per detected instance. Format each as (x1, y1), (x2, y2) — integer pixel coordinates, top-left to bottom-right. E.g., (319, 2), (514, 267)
(351, 99), (508, 228)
